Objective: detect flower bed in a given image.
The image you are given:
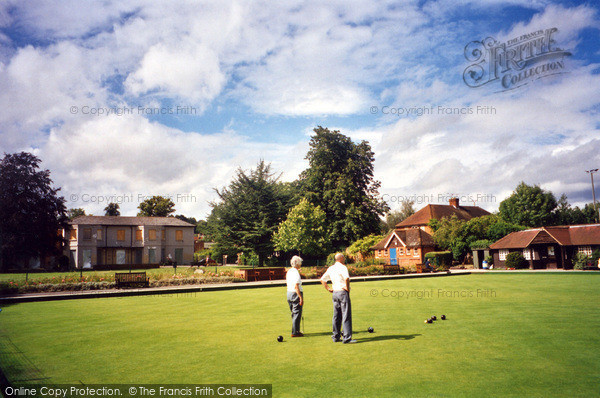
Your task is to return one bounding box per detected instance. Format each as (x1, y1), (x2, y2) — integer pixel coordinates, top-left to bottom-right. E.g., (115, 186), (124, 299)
(0, 267), (244, 295)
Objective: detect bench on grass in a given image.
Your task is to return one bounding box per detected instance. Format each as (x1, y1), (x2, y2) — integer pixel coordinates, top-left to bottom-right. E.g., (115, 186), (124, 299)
(115, 272), (149, 288)
(383, 264), (401, 274)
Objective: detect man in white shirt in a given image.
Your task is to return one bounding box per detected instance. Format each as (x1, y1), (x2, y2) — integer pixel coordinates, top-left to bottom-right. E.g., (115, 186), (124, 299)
(286, 255), (304, 337)
(320, 253), (355, 344)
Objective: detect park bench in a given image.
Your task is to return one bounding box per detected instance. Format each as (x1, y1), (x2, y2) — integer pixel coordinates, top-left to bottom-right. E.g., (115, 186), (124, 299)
(115, 272), (149, 288)
(383, 264), (401, 274)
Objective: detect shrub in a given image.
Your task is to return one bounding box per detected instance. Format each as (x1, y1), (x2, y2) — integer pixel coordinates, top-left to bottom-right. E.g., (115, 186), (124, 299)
(484, 255), (494, 266)
(573, 252), (589, 270)
(425, 251), (453, 270)
(0, 281), (19, 295)
(505, 252), (528, 269)
(352, 259), (386, 267)
(470, 240), (493, 250)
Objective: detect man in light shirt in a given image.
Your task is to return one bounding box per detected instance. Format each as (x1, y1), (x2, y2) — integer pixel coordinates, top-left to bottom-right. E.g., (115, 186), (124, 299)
(286, 255), (304, 337)
(320, 253), (355, 344)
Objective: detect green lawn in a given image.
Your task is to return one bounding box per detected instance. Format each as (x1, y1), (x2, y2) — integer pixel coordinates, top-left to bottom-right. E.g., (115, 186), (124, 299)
(0, 274), (599, 397)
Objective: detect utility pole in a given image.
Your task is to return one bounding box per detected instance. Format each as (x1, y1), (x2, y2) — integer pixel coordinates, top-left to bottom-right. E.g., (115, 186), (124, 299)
(586, 169), (599, 223)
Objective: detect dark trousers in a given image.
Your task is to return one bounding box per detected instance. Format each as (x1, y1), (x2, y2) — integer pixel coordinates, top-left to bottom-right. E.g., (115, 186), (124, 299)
(332, 290), (352, 342)
(287, 291), (303, 334)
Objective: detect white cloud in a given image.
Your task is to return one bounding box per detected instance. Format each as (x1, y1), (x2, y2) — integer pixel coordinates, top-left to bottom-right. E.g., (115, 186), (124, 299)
(40, 114), (307, 217)
(125, 40), (225, 104)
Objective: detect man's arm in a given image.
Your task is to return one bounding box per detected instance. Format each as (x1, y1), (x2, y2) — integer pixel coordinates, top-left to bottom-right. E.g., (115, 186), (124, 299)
(344, 277), (350, 292)
(320, 279), (333, 292)
(295, 283), (304, 305)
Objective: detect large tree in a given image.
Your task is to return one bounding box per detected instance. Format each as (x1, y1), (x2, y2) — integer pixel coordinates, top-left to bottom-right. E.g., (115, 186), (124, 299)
(274, 198), (329, 257)
(208, 161), (295, 266)
(553, 194), (597, 225)
(67, 208), (86, 220)
(137, 195), (176, 217)
(104, 202), (120, 216)
(300, 126), (389, 248)
(430, 214), (524, 261)
(499, 182), (557, 227)
(0, 152), (68, 270)
(381, 200), (415, 232)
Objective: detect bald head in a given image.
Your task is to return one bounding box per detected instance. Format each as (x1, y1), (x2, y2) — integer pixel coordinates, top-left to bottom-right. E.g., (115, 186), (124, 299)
(335, 253), (345, 264)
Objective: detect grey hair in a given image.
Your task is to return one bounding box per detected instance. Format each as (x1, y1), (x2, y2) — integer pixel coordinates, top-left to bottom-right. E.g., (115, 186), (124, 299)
(290, 255), (303, 267)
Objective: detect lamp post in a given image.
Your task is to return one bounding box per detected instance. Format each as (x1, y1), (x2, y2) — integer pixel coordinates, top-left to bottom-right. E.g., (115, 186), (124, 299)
(586, 169), (599, 223)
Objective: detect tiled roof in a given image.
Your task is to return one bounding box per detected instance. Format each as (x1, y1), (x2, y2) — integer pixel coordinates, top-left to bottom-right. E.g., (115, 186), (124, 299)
(489, 229), (543, 249)
(396, 204), (490, 228)
(69, 216), (195, 227)
(489, 224), (600, 249)
(372, 228), (435, 250)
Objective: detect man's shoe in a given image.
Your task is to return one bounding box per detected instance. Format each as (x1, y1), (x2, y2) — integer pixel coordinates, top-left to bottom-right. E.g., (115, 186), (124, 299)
(333, 338), (341, 342)
(343, 339), (357, 344)
(291, 333), (304, 337)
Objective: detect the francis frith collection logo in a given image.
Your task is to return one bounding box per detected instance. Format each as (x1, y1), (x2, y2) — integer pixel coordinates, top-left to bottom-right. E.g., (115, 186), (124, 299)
(463, 27), (571, 91)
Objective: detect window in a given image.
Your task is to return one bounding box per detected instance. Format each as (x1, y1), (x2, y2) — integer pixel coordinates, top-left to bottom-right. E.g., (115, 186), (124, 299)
(499, 249), (509, 261)
(176, 230), (183, 241)
(83, 228), (92, 240)
(548, 246), (555, 256)
(96, 229), (102, 240)
(135, 229), (143, 241)
(413, 248), (420, 257)
(70, 229), (77, 240)
(149, 229), (157, 240)
(523, 249), (531, 260)
(117, 229), (125, 241)
(578, 246), (592, 257)
(399, 248), (405, 255)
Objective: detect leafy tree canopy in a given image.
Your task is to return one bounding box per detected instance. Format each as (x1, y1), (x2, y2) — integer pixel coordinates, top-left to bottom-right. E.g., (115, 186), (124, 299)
(552, 194), (597, 225)
(208, 161), (297, 265)
(499, 182), (557, 227)
(0, 152), (68, 270)
(430, 214), (524, 261)
(300, 126), (389, 248)
(381, 200), (415, 232)
(104, 202), (120, 216)
(68, 208), (86, 219)
(274, 198), (329, 257)
(347, 234), (385, 259)
(137, 195), (176, 217)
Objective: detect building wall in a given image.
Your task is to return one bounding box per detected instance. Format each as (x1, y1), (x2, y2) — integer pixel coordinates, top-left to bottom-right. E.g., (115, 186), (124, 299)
(66, 223), (194, 268)
(491, 245), (597, 269)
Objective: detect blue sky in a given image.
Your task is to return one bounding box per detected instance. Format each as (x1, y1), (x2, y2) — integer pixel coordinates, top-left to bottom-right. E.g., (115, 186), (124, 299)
(0, 0), (598, 219)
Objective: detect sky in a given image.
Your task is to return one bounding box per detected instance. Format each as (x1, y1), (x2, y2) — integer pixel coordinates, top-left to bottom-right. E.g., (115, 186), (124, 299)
(0, 0), (598, 219)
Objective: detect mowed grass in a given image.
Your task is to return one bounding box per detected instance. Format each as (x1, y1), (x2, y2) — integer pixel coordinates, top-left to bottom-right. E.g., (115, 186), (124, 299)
(1, 274), (599, 397)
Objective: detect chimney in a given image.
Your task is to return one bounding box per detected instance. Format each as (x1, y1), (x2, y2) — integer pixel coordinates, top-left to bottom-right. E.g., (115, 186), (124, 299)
(449, 197), (459, 208)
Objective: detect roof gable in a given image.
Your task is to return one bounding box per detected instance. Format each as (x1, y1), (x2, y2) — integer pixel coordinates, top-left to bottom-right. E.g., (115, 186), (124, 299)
(385, 231), (406, 249)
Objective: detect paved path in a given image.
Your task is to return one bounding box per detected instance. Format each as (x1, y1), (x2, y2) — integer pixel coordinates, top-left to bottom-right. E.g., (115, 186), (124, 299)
(0, 271), (471, 304)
